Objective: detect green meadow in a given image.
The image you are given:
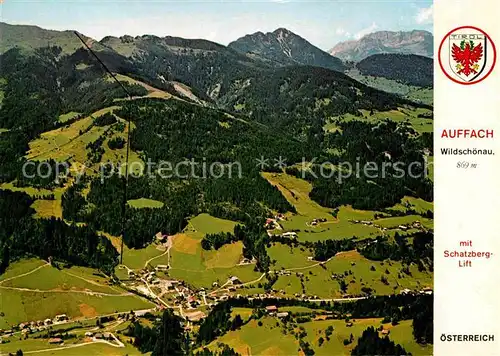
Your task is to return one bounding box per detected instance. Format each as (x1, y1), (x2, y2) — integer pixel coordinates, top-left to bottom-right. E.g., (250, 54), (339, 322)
(272, 250), (432, 298)
(58, 111), (81, 123)
(0, 181), (65, 199)
(103, 233), (165, 271)
(109, 73), (173, 100)
(127, 198), (164, 209)
(0, 316), (142, 355)
(389, 196), (434, 214)
(105, 213), (253, 288)
(262, 173), (382, 242)
(0, 259), (153, 328)
(0, 264), (120, 295)
(168, 232), (260, 289)
(26, 106), (143, 176)
(324, 107), (433, 134)
(0, 288), (153, 329)
(164, 214), (258, 289)
(0, 340), (142, 356)
(205, 312), (432, 356)
(31, 199), (63, 219)
(262, 173), (433, 244)
(188, 213), (239, 235)
(300, 318), (432, 356)
(375, 215), (433, 230)
(268, 243), (316, 270)
(0, 259), (47, 282)
(346, 69), (433, 106)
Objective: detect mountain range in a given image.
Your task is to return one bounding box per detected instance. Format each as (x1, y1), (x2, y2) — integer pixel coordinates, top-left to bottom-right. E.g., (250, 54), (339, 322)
(0, 22), (433, 137)
(329, 30), (433, 62)
(0, 21), (434, 129)
(1, 22), (433, 65)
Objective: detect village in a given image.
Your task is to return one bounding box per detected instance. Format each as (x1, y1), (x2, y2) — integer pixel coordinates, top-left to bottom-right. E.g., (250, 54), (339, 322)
(0, 213), (433, 349)
(349, 219), (429, 233)
(0, 312), (125, 347)
(0, 256), (434, 347)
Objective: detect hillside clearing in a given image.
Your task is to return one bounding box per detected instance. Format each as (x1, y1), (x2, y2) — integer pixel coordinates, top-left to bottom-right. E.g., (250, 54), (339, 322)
(262, 173), (381, 241)
(127, 198), (164, 209)
(205, 314), (432, 356)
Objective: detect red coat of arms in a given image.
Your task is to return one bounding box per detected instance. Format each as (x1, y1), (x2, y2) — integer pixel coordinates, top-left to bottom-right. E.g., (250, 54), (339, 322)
(448, 33), (488, 82)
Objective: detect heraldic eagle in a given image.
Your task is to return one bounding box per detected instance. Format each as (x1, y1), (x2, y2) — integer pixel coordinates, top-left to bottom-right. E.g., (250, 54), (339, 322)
(451, 40), (484, 77)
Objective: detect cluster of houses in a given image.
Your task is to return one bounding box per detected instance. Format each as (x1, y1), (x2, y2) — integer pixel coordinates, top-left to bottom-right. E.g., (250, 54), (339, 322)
(155, 264), (170, 271)
(265, 215), (334, 238)
(46, 331), (121, 346)
(309, 218), (327, 226)
(264, 218), (282, 230)
(265, 228), (298, 239)
(281, 231), (298, 239)
(351, 219), (426, 232)
(1, 314), (69, 337)
(128, 267), (208, 311)
(85, 331), (116, 341)
(265, 231), (298, 239)
(238, 257), (255, 265)
(398, 221), (423, 231)
(267, 214), (328, 228)
(229, 276), (241, 285)
(210, 276), (243, 298)
(130, 269), (180, 291)
(264, 214), (287, 230)
(265, 305), (289, 319)
(172, 284), (203, 309)
(400, 287), (433, 295)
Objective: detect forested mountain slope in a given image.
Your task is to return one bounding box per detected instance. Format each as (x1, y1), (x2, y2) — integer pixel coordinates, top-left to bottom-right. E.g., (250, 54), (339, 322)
(218, 65), (431, 136)
(99, 33), (269, 101)
(0, 43), (432, 271)
(356, 53), (433, 87)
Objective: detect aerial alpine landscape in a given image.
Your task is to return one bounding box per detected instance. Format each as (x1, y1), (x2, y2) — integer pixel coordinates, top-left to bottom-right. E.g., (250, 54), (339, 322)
(0, 1), (434, 355)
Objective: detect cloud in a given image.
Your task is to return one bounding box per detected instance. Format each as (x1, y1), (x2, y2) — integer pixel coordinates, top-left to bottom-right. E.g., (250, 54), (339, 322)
(335, 27), (351, 38)
(207, 31), (218, 41)
(354, 22), (378, 40)
(415, 4), (433, 24)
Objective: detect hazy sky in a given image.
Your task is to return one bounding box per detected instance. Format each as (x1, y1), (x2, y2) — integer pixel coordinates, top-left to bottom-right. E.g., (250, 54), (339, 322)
(1, 0), (433, 50)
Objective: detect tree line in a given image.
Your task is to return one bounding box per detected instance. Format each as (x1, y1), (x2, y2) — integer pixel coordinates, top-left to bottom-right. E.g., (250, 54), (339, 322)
(0, 190), (118, 275)
(123, 308), (240, 355)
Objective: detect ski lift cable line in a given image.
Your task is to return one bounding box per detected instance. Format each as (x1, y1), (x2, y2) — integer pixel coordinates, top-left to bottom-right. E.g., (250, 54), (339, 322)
(74, 31), (132, 265)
